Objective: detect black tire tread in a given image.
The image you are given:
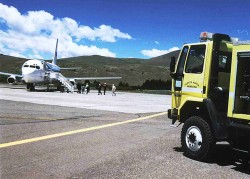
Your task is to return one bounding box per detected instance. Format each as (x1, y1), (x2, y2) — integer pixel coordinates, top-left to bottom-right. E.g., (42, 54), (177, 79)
(181, 116), (214, 161)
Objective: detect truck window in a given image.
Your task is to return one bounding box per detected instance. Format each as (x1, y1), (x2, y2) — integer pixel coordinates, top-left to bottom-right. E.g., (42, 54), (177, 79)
(218, 52), (231, 73)
(185, 45), (206, 74)
(176, 46), (189, 74)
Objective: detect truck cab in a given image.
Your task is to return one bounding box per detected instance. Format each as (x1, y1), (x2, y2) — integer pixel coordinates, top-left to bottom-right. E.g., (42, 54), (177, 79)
(168, 32), (250, 161)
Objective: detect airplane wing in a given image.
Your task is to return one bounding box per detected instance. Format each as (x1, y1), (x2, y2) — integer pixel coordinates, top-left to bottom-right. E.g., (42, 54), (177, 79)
(69, 77), (122, 80)
(0, 72), (23, 78)
(60, 67), (82, 70)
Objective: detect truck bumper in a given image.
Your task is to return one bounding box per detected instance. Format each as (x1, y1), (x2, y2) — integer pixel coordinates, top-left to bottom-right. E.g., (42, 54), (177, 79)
(168, 108), (178, 125)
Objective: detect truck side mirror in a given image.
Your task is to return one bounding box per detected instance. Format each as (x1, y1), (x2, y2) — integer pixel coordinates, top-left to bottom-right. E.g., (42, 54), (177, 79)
(170, 56), (176, 73)
(170, 56), (176, 78)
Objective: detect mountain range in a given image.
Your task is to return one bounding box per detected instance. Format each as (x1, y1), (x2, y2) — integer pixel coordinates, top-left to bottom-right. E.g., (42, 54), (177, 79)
(0, 50), (180, 86)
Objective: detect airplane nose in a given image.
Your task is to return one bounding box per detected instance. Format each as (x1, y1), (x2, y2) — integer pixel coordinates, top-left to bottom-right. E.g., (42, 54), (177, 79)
(22, 69), (37, 82)
(22, 68), (35, 75)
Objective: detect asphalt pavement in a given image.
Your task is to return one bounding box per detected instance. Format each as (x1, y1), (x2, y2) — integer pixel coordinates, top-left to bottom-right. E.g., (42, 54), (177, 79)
(0, 85), (249, 178)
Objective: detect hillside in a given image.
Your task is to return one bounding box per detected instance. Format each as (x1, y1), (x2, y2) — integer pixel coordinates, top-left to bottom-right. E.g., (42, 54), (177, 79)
(0, 54), (27, 75)
(148, 50), (180, 66)
(0, 51), (179, 86)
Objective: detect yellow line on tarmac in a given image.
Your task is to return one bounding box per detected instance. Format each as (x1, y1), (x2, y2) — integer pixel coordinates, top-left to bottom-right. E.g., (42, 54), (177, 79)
(0, 111), (168, 149)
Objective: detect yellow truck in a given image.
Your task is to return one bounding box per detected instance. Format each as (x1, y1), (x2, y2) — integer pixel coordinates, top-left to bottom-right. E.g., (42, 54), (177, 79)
(168, 32), (250, 161)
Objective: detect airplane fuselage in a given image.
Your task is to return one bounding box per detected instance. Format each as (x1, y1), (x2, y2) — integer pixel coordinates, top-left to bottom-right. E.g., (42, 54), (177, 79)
(22, 59), (61, 84)
(0, 38), (121, 92)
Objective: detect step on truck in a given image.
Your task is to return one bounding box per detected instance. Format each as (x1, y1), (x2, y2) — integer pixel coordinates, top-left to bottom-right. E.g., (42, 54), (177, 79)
(168, 32), (250, 161)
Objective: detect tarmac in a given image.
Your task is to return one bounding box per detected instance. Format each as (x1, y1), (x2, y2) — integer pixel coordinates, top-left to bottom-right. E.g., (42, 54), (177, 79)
(0, 84), (249, 179)
(0, 84), (171, 114)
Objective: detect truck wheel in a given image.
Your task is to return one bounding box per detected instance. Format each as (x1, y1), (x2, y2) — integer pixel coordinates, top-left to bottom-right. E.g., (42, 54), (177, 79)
(181, 116), (214, 161)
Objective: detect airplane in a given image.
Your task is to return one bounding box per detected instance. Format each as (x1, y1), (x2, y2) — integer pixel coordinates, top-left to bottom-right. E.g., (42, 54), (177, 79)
(0, 39), (121, 92)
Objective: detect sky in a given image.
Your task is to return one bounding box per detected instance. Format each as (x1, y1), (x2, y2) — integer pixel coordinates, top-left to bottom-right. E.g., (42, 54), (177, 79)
(0, 0), (249, 60)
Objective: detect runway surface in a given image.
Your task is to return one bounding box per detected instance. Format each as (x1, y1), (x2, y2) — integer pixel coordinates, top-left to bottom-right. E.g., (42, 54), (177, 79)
(0, 85), (249, 179)
(0, 85), (171, 114)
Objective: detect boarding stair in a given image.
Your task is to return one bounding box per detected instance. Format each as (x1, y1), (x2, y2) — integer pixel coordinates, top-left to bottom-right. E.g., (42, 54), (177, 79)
(58, 73), (74, 93)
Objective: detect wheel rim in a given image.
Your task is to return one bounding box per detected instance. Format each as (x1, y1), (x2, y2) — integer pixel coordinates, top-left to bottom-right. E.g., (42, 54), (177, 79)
(185, 126), (202, 151)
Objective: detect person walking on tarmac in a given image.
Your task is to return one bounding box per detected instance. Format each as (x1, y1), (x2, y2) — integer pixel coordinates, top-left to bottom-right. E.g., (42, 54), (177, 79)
(77, 82), (81, 94)
(81, 84), (85, 94)
(103, 83), (107, 95)
(85, 83), (90, 94)
(112, 84), (116, 96)
(98, 83), (102, 95)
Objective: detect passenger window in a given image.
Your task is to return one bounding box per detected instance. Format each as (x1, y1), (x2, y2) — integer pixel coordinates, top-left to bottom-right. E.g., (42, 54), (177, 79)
(185, 45), (206, 73)
(176, 46), (189, 74)
(23, 65), (29, 67)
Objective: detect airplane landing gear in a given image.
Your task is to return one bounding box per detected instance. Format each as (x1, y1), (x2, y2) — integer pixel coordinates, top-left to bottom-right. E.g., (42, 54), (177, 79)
(26, 83), (35, 91)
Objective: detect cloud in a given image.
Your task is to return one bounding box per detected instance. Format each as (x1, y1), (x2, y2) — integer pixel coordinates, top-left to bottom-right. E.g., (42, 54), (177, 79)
(0, 3), (132, 58)
(237, 29), (249, 36)
(9, 52), (27, 58)
(154, 41), (159, 45)
(141, 47), (179, 58)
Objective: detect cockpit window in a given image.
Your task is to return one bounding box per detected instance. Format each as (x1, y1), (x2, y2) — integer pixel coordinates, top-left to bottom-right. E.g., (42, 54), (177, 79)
(30, 65), (36, 68)
(36, 66), (40, 69)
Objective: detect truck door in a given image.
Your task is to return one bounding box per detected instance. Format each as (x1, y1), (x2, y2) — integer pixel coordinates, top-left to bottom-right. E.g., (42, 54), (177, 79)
(173, 44), (206, 109)
(230, 50), (250, 117)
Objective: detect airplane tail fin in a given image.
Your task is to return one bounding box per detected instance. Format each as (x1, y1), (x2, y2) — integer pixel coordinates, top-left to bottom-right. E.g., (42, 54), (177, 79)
(52, 39), (58, 65)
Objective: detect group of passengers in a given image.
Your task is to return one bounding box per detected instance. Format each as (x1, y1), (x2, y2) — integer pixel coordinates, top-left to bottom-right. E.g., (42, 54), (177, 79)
(76, 83), (116, 96)
(77, 83), (90, 94)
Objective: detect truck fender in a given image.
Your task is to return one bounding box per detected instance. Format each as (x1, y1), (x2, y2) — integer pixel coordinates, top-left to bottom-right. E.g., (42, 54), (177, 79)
(203, 98), (229, 140)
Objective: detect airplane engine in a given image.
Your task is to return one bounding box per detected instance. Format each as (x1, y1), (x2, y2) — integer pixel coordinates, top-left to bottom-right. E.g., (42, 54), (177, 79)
(69, 79), (75, 86)
(7, 76), (16, 84)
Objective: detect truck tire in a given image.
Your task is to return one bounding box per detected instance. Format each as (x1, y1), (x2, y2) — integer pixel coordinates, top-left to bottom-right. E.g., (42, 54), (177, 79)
(181, 116), (214, 161)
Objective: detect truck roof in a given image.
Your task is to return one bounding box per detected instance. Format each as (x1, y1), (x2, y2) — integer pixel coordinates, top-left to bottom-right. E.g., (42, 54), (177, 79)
(234, 41), (250, 45)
